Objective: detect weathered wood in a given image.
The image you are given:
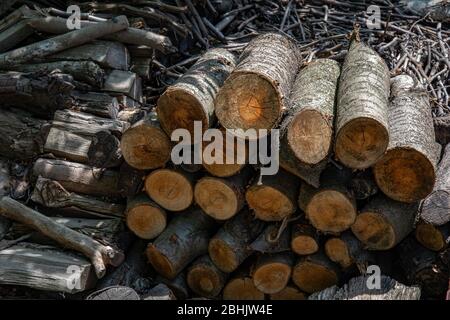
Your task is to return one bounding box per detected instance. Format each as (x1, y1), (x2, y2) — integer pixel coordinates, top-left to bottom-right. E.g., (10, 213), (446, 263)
(434, 116), (450, 146)
(142, 284), (177, 300)
(71, 91), (119, 119)
(87, 131), (122, 168)
(252, 252), (294, 294)
(120, 111), (171, 170)
(44, 127), (91, 163)
(32, 158), (120, 197)
(126, 194), (166, 240)
(117, 108), (145, 124)
(0, 197), (124, 278)
(246, 169), (300, 221)
(335, 40), (390, 169)
(374, 75), (440, 203)
(103, 70), (142, 103)
(270, 284), (306, 300)
(0, 20), (33, 53)
(146, 208), (216, 279)
(187, 255), (227, 298)
(324, 232), (374, 269)
(352, 195), (418, 250)
(131, 57), (151, 80)
(415, 221), (450, 252)
(118, 162), (145, 198)
(158, 48), (237, 136)
(291, 223), (319, 255)
(154, 273), (189, 300)
(215, 33), (300, 138)
(279, 149), (325, 188)
(250, 223), (291, 254)
(0, 243), (95, 293)
(86, 286), (140, 300)
(209, 210), (265, 272)
(421, 143), (450, 226)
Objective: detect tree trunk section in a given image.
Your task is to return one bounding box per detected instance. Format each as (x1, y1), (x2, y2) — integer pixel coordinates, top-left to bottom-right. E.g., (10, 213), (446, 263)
(252, 252), (294, 294)
(187, 255), (227, 298)
(222, 264), (265, 300)
(44, 127), (92, 163)
(415, 221), (449, 252)
(270, 284), (306, 300)
(291, 222), (319, 255)
(87, 130), (122, 168)
(71, 91), (119, 119)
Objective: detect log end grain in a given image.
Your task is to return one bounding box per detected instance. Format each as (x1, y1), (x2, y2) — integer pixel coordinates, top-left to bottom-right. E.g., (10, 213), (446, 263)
(351, 212), (395, 250)
(374, 148), (436, 203)
(292, 257), (339, 294)
(252, 260), (292, 294)
(203, 162), (245, 178)
(421, 190), (450, 226)
(208, 238), (239, 273)
(126, 203), (167, 240)
(187, 261), (225, 298)
(415, 222), (446, 252)
(146, 244), (175, 279)
(291, 235), (319, 256)
(223, 277), (265, 300)
(324, 238), (353, 268)
(246, 185), (295, 222)
(269, 285), (306, 300)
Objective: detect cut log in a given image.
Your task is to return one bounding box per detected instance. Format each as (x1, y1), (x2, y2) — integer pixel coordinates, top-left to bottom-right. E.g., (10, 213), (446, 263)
(142, 284), (177, 300)
(324, 232), (374, 269)
(335, 40), (390, 169)
(131, 57), (151, 80)
(209, 210), (265, 272)
(250, 223), (291, 254)
(0, 196), (124, 278)
(0, 243), (95, 293)
(154, 273), (189, 300)
(86, 286), (140, 300)
(0, 20), (33, 53)
(351, 195), (418, 250)
(0, 16), (129, 67)
(144, 168), (197, 212)
(291, 223), (319, 255)
(309, 275), (421, 300)
(103, 70), (142, 103)
(118, 162), (145, 198)
(252, 252), (294, 294)
(292, 251), (340, 294)
(125, 194), (167, 240)
(397, 237), (449, 299)
(0, 108), (48, 160)
(421, 143), (450, 226)
(187, 255), (227, 298)
(87, 130), (122, 168)
(117, 108), (145, 124)
(280, 59), (340, 168)
(349, 170), (379, 200)
(374, 75), (439, 203)
(31, 177), (124, 218)
(215, 33), (300, 138)
(434, 116), (450, 146)
(32, 158), (120, 197)
(222, 266), (265, 300)
(270, 284), (306, 300)
(415, 221), (449, 252)
(279, 150), (325, 188)
(195, 167), (253, 220)
(246, 169), (300, 221)
(157, 48), (237, 136)
(120, 111), (171, 170)
(44, 127), (91, 163)
(146, 208), (216, 279)
(71, 91), (119, 119)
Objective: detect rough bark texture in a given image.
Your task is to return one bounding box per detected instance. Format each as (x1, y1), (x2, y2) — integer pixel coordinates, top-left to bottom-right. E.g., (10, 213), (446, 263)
(434, 116), (450, 146)
(86, 286), (140, 300)
(250, 223), (291, 254)
(335, 40), (390, 169)
(279, 149), (325, 188)
(246, 169), (300, 221)
(142, 284), (177, 300)
(187, 255), (227, 298)
(421, 143), (450, 226)
(352, 194), (418, 250)
(87, 130), (122, 168)
(71, 91), (119, 119)
(215, 33), (300, 137)
(291, 223), (319, 255)
(118, 162), (145, 198)
(374, 75), (440, 203)
(209, 210), (265, 272)
(154, 273), (189, 300)
(280, 59), (340, 167)
(157, 48), (236, 136)
(252, 252), (294, 294)
(146, 208), (216, 279)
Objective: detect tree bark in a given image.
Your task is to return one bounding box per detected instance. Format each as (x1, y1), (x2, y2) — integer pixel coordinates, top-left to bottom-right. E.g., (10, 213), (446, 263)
(291, 222), (319, 255)
(118, 162), (145, 198)
(71, 91), (119, 119)
(215, 33), (300, 138)
(252, 252), (294, 294)
(87, 130), (122, 168)
(157, 48), (237, 136)
(222, 263), (265, 300)
(335, 40), (390, 169)
(154, 273), (189, 300)
(187, 255), (227, 298)
(434, 116), (450, 146)
(250, 223), (291, 254)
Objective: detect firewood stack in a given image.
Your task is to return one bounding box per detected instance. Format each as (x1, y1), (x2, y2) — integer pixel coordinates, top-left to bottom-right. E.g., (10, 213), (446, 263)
(0, 1), (449, 300)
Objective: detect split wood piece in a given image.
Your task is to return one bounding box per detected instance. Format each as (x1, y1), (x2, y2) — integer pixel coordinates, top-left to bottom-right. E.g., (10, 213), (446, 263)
(215, 33), (300, 138)
(280, 59), (340, 167)
(0, 197), (124, 278)
(49, 40), (129, 71)
(120, 111), (171, 170)
(252, 252), (294, 294)
(87, 286), (140, 300)
(397, 237), (449, 299)
(88, 131), (122, 168)
(421, 143), (450, 226)
(0, 16), (129, 67)
(31, 177), (124, 218)
(44, 127), (92, 163)
(309, 275), (421, 300)
(7, 61), (105, 87)
(118, 162), (145, 198)
(27, 16), (176, 54)
(351, 195), (418, 250)
(103, 70), (142, 103)
(158, 48), (237, 136)
(117, 108), (146, 124)
(209, 210), (265, 272)
(349, 170), (379, 200)
(250, 223), (291, 254)
(279, 149), (325, 188)
(0, 72), (74, 118)
(195, 167), (252, 220)
(292, 251), (340, 294)
(291, 223), (319, 255)
(0, 108), (48, 160)
(71, 91), (119, 119)
(246, 169), (300, 221)
(0, 20), (33, 53)
(374, 75), (440, 203)
(131, 57), (152, 80)
(0, 243), (95, 293)
(146, 208), (216, 279)
(187, 255), (227, 298)
(52, 110), (129, 137)
(202, 128), (247, 178)
(33, 158), (120, 197)
(144, 168), (197, 212)
(415, 221), (449, 252)
(335, 40), (390, 169)
(270, 284), (306, 300)
(222, 267), (265, 300)
(324, 232), (374, 269)
(154, 273), (189, 300)
(0, 5), (34, 33)
(434, 116), (450, 146)
(142, 284), (177, 300)
(126, 194), (167, 240)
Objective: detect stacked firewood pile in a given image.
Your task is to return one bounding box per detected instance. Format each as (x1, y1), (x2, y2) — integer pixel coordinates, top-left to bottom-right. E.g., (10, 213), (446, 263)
(0, 0), (449, 300)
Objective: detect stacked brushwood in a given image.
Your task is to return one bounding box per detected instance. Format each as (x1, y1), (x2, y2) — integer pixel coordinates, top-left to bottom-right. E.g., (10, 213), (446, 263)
(0, 1), (448, 301)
